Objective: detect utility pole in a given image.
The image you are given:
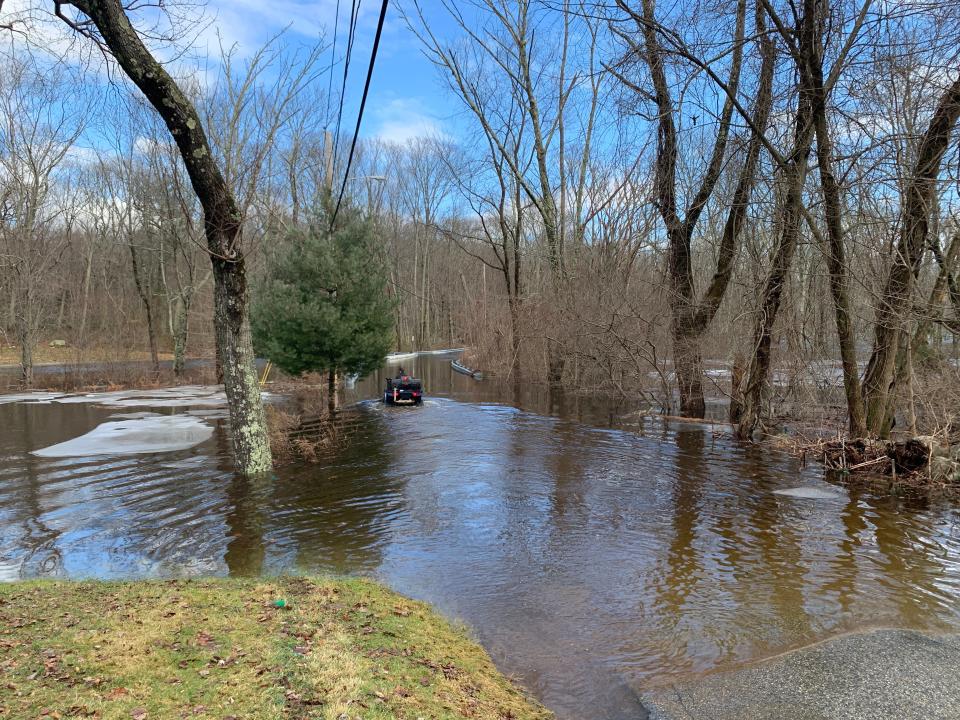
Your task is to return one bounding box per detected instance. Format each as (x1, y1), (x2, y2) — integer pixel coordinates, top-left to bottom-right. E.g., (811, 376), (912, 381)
(324, 128), (341, 414)
(324, 129), (335, 196)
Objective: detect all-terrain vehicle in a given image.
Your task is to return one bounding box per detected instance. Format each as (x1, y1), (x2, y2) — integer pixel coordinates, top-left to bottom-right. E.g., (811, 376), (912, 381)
(384, 374), (423, 406)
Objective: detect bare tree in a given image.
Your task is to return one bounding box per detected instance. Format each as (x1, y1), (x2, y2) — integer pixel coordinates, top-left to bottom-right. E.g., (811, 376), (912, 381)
(862, 73), (960, 435)
(612, 0), (775, 417)
(0, 54), (86, 385)
(407, 0), (608, 387)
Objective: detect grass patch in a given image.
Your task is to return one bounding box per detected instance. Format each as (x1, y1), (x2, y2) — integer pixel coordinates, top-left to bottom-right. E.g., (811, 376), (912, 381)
(0, 577), (550, 720)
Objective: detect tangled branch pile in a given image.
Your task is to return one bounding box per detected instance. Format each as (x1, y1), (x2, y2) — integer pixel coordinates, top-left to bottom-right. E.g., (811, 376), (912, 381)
(810, 435), (960, 492)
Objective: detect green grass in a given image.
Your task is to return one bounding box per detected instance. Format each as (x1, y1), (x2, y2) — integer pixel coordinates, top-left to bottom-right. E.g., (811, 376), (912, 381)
(0, 577), (551, 720)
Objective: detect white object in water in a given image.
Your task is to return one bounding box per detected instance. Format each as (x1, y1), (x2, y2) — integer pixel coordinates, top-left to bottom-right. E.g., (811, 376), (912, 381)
(0, 392), (61, 405)
(32, 415), (213, 457)
(773, 486), (841, 500)
(50, 385), (274, 409)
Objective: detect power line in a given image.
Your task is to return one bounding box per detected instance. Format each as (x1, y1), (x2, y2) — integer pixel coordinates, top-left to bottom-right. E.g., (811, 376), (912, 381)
(333, 0), (362, 159)
(324, 0), (341, 127)
(331, 0), (390, 230)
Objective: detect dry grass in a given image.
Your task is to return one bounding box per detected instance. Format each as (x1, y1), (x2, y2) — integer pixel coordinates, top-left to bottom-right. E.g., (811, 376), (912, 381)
(0, 344), (175, 369)
(265, 405), (346, 466)
(0, 577), (551, 720)
(0, 342), (218, 394)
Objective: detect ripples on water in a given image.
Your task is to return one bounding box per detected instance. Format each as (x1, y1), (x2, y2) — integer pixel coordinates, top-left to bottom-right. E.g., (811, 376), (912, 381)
(2, 358), (959, 720)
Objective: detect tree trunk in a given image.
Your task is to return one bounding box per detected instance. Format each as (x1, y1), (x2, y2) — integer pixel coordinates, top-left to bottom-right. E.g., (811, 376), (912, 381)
(508, 294), (522, 381)
(810, 44), (867, 437)
(673, 325), (706, 417)
(925, 231), (960, 341)
(17, 315), (33, 387)
(637, 0), (750, 417)
(130, 243), (160, 373)
(14, 280), (34, 386)
(547, 339), (565, 388)
(69, 0), (272, 474)
(328, 369), (340, 415)
(736, 0), (819, 439)
(862, 73), (960, 436)
(78, 250), (93, 348)
(212, 253), (272, 473)
(172, 295), (190, 379)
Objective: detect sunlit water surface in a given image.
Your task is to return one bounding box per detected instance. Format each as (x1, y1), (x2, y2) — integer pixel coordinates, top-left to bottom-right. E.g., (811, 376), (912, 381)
(2, 356), (960, 719)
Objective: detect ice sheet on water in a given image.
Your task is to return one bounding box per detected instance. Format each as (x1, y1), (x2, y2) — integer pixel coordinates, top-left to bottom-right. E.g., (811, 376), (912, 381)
(773, 486), (842, 500)
(185, 409), (229, 419)
(108, 412), (164, 420)
(100, 394), (228, 408)
(3, 384), (275, 409)
(32, 415), (214, 457)
(56, 385), (275, 409)
(0, 392), (61, 405)
(53, 385), (224, 406)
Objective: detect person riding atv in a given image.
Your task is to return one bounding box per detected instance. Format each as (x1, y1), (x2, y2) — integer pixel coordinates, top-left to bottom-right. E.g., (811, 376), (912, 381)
(385, 368), (423, 406)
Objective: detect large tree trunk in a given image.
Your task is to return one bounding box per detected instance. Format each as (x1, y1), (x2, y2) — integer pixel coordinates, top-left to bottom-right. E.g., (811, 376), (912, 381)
(212, 253), (272, 472)
(70, 0), (272, 474)
(862, 73), (960, 436)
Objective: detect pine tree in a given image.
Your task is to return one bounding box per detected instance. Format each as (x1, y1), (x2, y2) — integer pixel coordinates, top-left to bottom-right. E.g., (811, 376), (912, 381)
(252, 210), (395, 380)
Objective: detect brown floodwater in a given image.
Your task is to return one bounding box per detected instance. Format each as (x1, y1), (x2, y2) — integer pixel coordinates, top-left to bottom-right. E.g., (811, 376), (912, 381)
(2, 355), (959, 719)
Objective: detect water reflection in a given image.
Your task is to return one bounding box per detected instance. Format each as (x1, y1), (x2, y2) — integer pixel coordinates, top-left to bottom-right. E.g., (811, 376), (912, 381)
(0, 357), (959, 720)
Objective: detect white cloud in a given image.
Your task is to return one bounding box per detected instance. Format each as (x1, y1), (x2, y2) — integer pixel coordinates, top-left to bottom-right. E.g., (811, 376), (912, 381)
(193, 0), (376, 57)
(372, 97), (445, 144)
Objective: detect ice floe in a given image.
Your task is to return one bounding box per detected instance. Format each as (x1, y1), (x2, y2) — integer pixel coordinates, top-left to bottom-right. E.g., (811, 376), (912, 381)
(773, 486), (842, 500)
(0, 384), (274, 410)
(32, 415), (214, 457)
(0, 392), (61, 405)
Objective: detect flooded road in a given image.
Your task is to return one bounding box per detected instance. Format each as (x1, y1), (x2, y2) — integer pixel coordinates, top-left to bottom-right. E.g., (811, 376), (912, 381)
(2, 355), (960, 719)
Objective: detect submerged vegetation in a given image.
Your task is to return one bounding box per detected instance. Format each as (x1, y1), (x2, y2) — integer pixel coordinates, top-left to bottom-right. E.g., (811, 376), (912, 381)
(0, 577), (550, 720)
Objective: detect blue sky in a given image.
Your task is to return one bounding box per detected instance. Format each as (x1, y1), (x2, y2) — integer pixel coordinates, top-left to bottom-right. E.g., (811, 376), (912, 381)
(199, 0), (457, 144)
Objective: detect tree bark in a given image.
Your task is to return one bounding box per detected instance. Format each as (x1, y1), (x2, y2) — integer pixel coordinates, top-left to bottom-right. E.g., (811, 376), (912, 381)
(68, 0), (272, 474)
(862, 73), (960, 436)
